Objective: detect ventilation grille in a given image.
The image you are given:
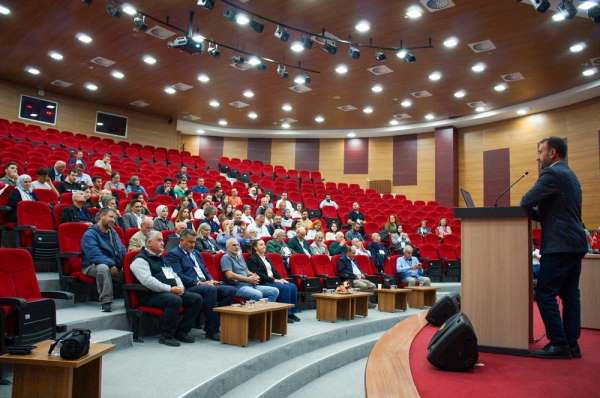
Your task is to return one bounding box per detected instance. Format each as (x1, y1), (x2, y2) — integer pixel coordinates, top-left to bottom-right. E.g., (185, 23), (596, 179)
(145, 25), (176, 40)
(420, 0), (455, 12)
(368, 65), (394, 76)
(393, 113), (412, 120)
(467, 101), (487, 108)
(289, 84), (312, 93)
(410, 90), (433, 98)
(337, 105), (358, 112)
(590, 57), (600, 66)
(90, 57), (116, 67)
(229, 101), (249, 109)
(172, 83), (193, 91)
(468, 40), (496, 53)
(501, 72), (525, 82)
(130, 100), (149, 107)
(51, 80), (73, 88)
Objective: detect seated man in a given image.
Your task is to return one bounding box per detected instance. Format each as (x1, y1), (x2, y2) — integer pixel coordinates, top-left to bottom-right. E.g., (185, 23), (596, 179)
(368, 233), (389, 273)
(347, 202), (365, 226)
(31, 167), (59, 193)
(58, 169), (86, 194)
(123, 199), (145, 229)
(287, 226), (312, 256)
(319, 194), (338, 209)
(93, 153), (112, 173)
(67, 150), (86, 169)
(336, 246), (376, 307)
(196, 223), (220, 253)
(166, 222), (188, 251)
(191, 177), (209, 194)
(275, 192), (294, 211)
(416, 220), (432, 235)
(81, 208), (126, 312)
(74, 164), (93, 187)
(176, 166), (189, 181)
(128, 216), (155, 251)
(48, 160), (67, 183)
(166, 230), (236, 341)
(60, 191), (93, 224)
(396, 245), (431, 287)
(155, 178), (175, 198)
(220, 238), (279, 301)
(329, 231), (348, 256)
(345, 222), (364, 242)
(254, 214), (271, 239)
(130, 231), (203, 347)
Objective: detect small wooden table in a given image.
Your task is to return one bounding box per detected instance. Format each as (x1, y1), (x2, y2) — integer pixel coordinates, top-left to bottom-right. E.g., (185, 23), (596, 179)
(0, 340), (114, 398)
(214, 302), (293, 347)
(312, 292), (372, 322)
(375, 288), (410, 312)
(407, 286), (438, 308)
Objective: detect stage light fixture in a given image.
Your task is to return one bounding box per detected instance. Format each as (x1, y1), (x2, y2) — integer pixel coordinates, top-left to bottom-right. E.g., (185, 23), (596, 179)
(276, 64), (289, 78)
(557, 0), (577, 18)
(248, 56), (261, 66)
(396, 49), (416, 63)
(250, 19), (264, 33)
(532, 0), (551, 12)
(232, 55), (245, 65)
(348, 46), (361, 59)
(168, 36), (204, 54)
(133, 14), (148, 32)
(235, 12), (250, 25)
(274, 25), (290, 41)
(122, 3), (137, 16)
(106, 2), (121, 17)
(375, 50), (386, 61)
(197, 0), (215, 10)
(322, 41), (337, 55)
(301, 34), (313, 50)
(223, 8), (236, 22)
(589, 4), (600, 23)
(256, 62), (267, 71)
(294, 73), (311, 85)
(207, 42), (220, 57)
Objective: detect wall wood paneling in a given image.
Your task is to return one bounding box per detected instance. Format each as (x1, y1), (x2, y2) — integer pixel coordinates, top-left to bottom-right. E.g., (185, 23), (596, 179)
(247, 138), (271, 164)
(393, 134), (418, 186)
(483, 148), (511, 207)
(435, 127), (458, 207)
(344, 138), (369, 174)
(197, 136), (224, 170)
(295, 139), (320, 171)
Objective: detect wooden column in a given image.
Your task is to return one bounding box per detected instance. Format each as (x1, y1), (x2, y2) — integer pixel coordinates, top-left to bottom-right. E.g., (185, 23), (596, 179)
(435, 126), (458, 207)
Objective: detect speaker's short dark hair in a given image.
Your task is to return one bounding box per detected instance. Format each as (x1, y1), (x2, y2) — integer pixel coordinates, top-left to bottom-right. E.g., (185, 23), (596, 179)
(539, 136), (567, 159)
(180, 229), (196, 240)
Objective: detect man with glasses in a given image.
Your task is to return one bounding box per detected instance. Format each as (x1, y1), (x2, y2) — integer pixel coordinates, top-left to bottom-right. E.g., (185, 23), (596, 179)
(123, 199), (145, 229)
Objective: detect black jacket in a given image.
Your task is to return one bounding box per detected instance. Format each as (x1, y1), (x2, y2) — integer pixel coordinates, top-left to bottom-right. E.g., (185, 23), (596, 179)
(336, 255), (359, 280)
(520, 161), (587, 254)
(61, 205), (93, 224)
(246, 254), (282, 284)
(196, 236), (219, 253)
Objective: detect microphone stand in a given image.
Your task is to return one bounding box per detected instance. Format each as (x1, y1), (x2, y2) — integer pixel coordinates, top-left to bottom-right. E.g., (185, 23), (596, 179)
(494, 171), (529, 207)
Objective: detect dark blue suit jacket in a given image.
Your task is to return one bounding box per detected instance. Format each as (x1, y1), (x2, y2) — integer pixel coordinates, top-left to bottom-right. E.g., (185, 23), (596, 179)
(336, 255), (359, 280)
(165, 246), (214, 288)
(520, 161), (587, 254)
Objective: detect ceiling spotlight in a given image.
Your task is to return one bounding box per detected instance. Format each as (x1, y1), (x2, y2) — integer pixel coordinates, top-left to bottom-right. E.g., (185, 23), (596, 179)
(209, 99), (220, 108)
(274, 25), (289, 41)
(111, 70), (125, 79)
(168, 35), (204, 54)
(406, 5), (424, 19)
(494, 83), (508, 92)
(76, 32), (93, 44)
(197, 73), (210, 83)
(588, 4), (600, 23)
(428, 71), (442, 81)
(532, 0), (551, 12)
(400, 99), (413, 108)
(248, 111), (258, 119)
(396, 49), (416, 63)
(335, 64), (348, 75)
(579, 1), (599, 10)
(389, 119), (399, 126)
(232, 55), (245, 65)
(516, 108), (529, 115)
(301, 34), (314, 50)
(322, 41), (337, 55)
(290, 41), (304, 53)
(235, 12), (250, 25)
(106, 2), (121, 17)
(281, 122), (291, 129)
(443, 36), (459, 48)
(371, 84), (383, 93)
(475, 106), (485, 112)
(143, 54), (157, 65)
(471, 62), (486, 73)
(582, 67), (598, 76)
(569, 42), (586, 53)
(552, 12), (567, 21)
(243, 89), (255, 98)
(164, 86), (176, 95)
(207, 42), (220, 57)
(362, 106), (374, 114)
(121, 3), (137, 16)
(197, 0), (215, 10)
(276, 64), (289, 79)
(294, 73), (311, 85)
(282, 103), (293, 112)
(133, 14), (148, 31)
(48, 51), (63, 61)
(424, 113), (435, 120)
(0, 4), (11, 15)
(315, 115), (325, 123)
(250, 19), (264, 33)
(218, 119), (228, 126)
(375, 50), (386, 61)
(25, 66), (41, 75)
(348, 46), (361, 60)
(347, 132), (356, 138)
(454, 89), (466, 98)
(191, 34), (205, 43)
(85, 82), (98, 91)
(355, 20), (371, 33)
(557, 0), (577, 18)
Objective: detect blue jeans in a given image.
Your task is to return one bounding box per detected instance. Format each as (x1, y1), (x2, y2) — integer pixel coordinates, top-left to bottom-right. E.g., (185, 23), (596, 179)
(266, 282), (299, 314)
(235, 285), (279, 301)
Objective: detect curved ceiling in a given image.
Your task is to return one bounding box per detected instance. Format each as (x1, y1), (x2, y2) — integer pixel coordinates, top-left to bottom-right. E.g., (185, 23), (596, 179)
(0, 0), (598, 133)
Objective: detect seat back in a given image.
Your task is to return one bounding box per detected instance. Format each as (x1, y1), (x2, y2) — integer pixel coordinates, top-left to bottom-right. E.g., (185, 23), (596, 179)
(17, 201), (54, 230)
(355, 255), (377, 275)
(385, 255), (401, 275)
(289, 254), (314, 276)
(0, 249), (41, 300)
(311, 254), (335, 277)
(265, 253), (289, 278)
(32, 189), (59, 204)
(123, 250), (142, 309)
(438, 244), (458, 260)
(58, 223), (89, 275)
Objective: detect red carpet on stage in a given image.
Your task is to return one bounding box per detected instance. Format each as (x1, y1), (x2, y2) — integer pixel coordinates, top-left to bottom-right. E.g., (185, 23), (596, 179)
(410, 308), (600, 398)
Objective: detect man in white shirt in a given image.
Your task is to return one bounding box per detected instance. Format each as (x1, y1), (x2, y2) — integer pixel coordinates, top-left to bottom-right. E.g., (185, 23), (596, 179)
(396, 245), (431, 287)
(130, 231), (203, 347)
(128, 217), (155, 251)
(319, 194), (339, 209)
(276, 192), (294, 211)
(74, 165), (92, 187)
(254, 214), (272, 238)
(93, 153), (112, 173)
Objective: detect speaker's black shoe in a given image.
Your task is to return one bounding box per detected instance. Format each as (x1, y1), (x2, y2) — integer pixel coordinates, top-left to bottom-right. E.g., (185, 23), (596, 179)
(101, 303), (112, 312)
(290, 314), (301, 322)
(206, 332), (220, 341)
(532, 344), (572, 359)
(159, 337), (180, 347)
(570, 343), (582, 359)
(287, 315), (296, 323)
(175, 332), (195, 343)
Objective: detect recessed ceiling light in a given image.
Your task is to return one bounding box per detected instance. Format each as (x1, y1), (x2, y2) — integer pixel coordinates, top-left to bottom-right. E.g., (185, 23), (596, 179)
(209, 99), (220, 108)
(428, 71), (442, 81)
(84, 82), (98, 91)
(191, 34), (205, 43)
(25, 66), (40, 75)
(281, 122), (291, 129)
(0, 4), (11, 15)
(552, 12), (566, 22)
(355, 20), (371, 33)
(196, 129), (205, 134)
(578, 1), (598, 10)
(243, 89), (255, 98)
(164, 86), (176, 95)
(362, 106), (374, 114)
(290, 41), (304, 53)
(389, 119), (399, 126)
(282, 103), (293, 112)
(143, 55), (157, 65)
(235, 12), (250, 25)
(406, 5), (423, 19)
(347, 132), (356, 138)
(76, 32), (92, 44)
(48, 51), (63, 61)
(582, 67), (598, 77)
(247, 111), (258, 119)
(218, 119), (228, 126)
(111, 70), (125, 79)
(121, 3), (137, 16)
(401, 99), (413, 108)
(443, 36), (459, 48)
(569, 42), (586, 53)
(30, 113), (38, 117)
(425, 113), (435, 120)
(475, 106), (485, 112)
(248, 56), (261, 66)
(371, 84), (384, 93)
(46, 105), (55, 109)
(293, 74), (307, 85)
(454, 89), (466, 98)
(315, 115), (325, 123)
(335, 64), (348, 75)
(494, 83), (508, 92)
(516, 108), (529, 116)
(471, 62), (486, 73)
(197, 73), (210, 83)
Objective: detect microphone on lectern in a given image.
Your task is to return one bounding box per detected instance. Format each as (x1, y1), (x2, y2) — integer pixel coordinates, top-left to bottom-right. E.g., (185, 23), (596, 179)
(493, 171), (529, 207)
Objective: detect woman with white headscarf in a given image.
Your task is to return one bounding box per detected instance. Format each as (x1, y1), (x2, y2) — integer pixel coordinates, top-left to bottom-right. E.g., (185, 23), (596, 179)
(7, 174), (37, 222)
(153, 204), (174, 231)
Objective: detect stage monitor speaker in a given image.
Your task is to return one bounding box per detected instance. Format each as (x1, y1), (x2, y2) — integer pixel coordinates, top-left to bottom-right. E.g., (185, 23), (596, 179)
(426, 294), (460, 326)
(427, 312), (478, 371)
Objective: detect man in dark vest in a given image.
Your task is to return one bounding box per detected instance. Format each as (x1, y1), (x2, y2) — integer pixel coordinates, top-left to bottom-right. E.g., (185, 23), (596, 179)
(130, 230), (203, 347)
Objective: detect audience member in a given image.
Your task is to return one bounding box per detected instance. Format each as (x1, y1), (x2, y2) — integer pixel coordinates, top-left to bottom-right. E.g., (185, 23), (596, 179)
(255, 196), (270, 216)
(264, 208), (275, 228)
(227, 188), (242, 207)
(31, 168), (58, 193)
(104, 172), (125, 191)
(130, 231), (202, 346)
(325, 222), (339, 241)
(241, 205), (255, 225)
(176, 207), (195, 232)
(216, 220), (236, 251)
(98, 195), (125, 230)
(329, 232), (348, 256)
(345, 222), (364, 241)
(416, 220), (432, 235)
(336, 246), (376, 306)
(247, 186), (258, 201)
(67, 150), (86, 169)
(347, 202), (365, 226)
(391, 225), (411, 254)
(201, 206), (219, 233)
(271, 214), (284, 231)
(90, 176), (104, 198)
(281, 208), (294, 229)
(319, 194), (338, 209)
(155, 178), (175, 198)
(368, 233), (389, 273)
(191, 177), (209, 194)
(6, 174), (36, 222)
(123, 199), (146, 229)
(383, 215), (398, 236)
(128, 216), (154, 251)
(532, 246), (541, 279)
(352, 238), (370, 257)
(48, 160), (66, 182)
(58, 169), (86, 194)
(126, 175), (147, 195)
(175, 166), (189, 181)
(275, 192), (294, 211)
(153, 205), (175, 231)
(61, 191), (93, 224)
(310, 232), (328, 255)
(81, 208), (126, 312)
(306, 220), (322, 240)
(288, 227), (312, 256)
(247, 240), (300, 322)
(124, 193), (151, 215)
(436, 218), (452, 238)
(93, 153), (112, 173)
(220, 238), (279, 301)
(254, 214), (271, 238)
(74, 165), (92, 187)
(165, 222), (188, 251)
(295, 211), (313, 231)
(396, 245), (431, 286)
(196, 223), (220, 253)
(266, 229), (292, 267)
(291, 202), (303, 220)
(173, 179), (188, 199)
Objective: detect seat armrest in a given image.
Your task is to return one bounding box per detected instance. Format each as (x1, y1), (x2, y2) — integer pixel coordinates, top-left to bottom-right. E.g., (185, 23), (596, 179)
(60, 252), (81, 258)
(290, 274), (305, 279)
(0, 297), (28, 309)
(14, 225), (37, 232)
(0, 205), (12, 212)
(123, 283), (151, 292)
(41, 291), (75, 300)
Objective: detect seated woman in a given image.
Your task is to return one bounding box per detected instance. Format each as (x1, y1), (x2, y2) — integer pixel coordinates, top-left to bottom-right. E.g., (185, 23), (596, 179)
(310, 232), (328, 255)
(306, 219), (323, 240)
(264, 208), (275, 229)
(325, 222), (339, 241)
(154, 205), (175, 231)
(383, 214), (398, 239)
(241, 205), (255, 225)
(124, 193), (151, 215)
(126, 175), (147, 195)
(7, 174), (37, 222)
(175, 207), (195, 232)
(281, 208), (294, 229)
(247, 239), (301, 323)
(104, 172), (126, 191)
(170, 197), (192, 220)
(193, 199), (211, 220)
(391, 225), (411, 254)
(291, 202), (303, 220)
(436, 218), (453, 239)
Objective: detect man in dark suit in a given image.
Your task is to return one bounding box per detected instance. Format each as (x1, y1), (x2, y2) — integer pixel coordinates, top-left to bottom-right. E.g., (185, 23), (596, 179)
(165, 229), (236, 341)
(60, 191), (93, 224)
(521, 136), (588, 359)
(336, 246), (376, 307)
(287, 227), (312, 255)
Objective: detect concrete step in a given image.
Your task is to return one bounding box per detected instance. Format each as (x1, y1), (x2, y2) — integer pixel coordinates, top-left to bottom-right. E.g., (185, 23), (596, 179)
(36, 272), (61, 291)
(56, 299), (129, 332)
(90, 329), (133, 351)
(288, 358), (368, 398)
(222, 331), (384, 398)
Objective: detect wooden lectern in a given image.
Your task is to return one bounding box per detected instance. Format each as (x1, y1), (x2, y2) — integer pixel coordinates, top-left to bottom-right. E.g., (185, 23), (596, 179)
(454, 207), (532, 354)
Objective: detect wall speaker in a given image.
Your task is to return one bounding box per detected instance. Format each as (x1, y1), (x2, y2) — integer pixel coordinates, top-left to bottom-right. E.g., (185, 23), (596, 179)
(427, 312), (478, 371)
(426, 293), (460, 326)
